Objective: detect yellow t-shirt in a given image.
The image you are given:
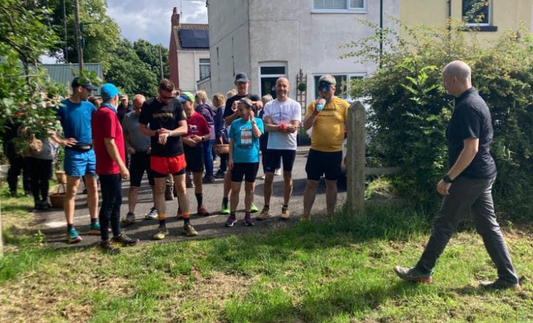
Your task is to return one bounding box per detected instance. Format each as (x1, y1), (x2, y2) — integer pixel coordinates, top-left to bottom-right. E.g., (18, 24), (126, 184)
(306, 96), (349, 152)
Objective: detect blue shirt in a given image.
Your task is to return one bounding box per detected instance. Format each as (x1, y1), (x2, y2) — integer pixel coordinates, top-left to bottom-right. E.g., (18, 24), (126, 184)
(229, 117), (264, 163)
(57, 99), (97, 144)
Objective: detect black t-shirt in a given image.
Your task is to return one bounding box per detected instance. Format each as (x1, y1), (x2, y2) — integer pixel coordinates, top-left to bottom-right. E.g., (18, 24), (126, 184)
(139, 98), (185, 157)
(446, 87), (497, 179)
(223, 94), (251, 119)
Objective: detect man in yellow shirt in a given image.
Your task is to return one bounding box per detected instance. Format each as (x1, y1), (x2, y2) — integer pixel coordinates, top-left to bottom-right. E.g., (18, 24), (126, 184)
(302, 75), (349, 220)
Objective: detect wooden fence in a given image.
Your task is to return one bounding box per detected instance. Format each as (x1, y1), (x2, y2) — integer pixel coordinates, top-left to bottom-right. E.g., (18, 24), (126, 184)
(346, 101), (401, 217)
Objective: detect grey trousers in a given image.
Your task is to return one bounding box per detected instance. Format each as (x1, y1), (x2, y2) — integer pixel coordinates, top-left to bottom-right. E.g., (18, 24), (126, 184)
(416, 176), (519, 284)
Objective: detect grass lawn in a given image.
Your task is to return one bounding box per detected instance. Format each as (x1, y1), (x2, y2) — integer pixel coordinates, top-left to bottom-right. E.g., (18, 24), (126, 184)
(0, 190), (532, 323)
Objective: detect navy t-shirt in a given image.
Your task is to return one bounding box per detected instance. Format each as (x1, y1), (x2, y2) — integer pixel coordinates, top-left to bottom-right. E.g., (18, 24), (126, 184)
(139, 98), (186, 157)
(57, 99), (97, 145)
(446, 87), (497, 179)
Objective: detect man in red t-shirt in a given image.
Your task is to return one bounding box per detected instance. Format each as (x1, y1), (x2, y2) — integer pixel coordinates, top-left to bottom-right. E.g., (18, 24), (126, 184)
(92, 83), (139, 254)
(178, 92), (211, 217)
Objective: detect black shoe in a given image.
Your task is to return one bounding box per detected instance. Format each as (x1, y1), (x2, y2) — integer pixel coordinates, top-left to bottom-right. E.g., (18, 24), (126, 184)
(10, 191), (17, 198)
(112, 234), (139, 247)
(202, 175), (215, 184)
(100, 240), (121, 255)
(40, 200), (50, 210)
(481, 279), (522, 291)
(214, 170), (226, 179)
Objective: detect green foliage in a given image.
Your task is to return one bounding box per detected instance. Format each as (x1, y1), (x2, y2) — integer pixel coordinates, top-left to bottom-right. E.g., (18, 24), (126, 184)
(133, 39), (169, 79)
(104, 39), (159, 97)
(346, 21), (533, 218)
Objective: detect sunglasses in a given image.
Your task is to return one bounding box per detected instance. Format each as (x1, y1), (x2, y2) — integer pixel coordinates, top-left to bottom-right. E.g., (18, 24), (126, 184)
(318, 81), (332, 92)
(160, 94), (174, 100)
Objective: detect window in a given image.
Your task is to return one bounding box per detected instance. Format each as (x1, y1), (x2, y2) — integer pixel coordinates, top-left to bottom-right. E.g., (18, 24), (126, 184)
(314, 73), (365, 101)
(199, 58), (210, 80)
(313, 0), (365, 12)
(259, 64), (287, 99)
(462, 0), (491, 25)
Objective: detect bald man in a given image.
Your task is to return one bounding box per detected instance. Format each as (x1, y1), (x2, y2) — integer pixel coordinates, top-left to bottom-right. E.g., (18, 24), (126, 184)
(395, 61), (520, 290)
(258, 78), (301, 220)
(121, 94), (157, 224)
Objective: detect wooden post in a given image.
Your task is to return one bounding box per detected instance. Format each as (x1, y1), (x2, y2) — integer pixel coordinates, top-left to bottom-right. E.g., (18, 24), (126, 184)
(0, 165), (8, 257)
(346, 101), (366, 217)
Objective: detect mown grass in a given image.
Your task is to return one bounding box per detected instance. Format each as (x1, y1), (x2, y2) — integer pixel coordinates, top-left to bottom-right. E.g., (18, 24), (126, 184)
(0, 190), (532, 322)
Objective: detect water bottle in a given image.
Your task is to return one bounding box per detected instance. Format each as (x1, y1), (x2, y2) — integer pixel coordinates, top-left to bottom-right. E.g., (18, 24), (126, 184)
(316, 98), (325, 112)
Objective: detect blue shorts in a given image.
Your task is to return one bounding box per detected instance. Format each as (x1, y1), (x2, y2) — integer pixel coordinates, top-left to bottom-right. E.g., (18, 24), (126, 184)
(64, 149), (96, 177)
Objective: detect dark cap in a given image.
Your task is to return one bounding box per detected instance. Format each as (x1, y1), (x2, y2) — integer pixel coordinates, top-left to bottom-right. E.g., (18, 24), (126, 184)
(235, 72), (249, 83)
(249, 94), (261, 101)
(72, 77), (98, 91)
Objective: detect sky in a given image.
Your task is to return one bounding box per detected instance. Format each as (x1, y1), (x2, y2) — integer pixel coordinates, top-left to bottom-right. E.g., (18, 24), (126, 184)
(106, 0), (208, 47)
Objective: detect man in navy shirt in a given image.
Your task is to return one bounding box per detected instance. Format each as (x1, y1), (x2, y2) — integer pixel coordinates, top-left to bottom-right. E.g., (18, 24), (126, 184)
(394, 61), (520, 291)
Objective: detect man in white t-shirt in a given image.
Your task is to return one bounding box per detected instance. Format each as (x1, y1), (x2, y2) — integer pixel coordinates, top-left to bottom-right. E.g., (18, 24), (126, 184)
(258, 77), (301, 220)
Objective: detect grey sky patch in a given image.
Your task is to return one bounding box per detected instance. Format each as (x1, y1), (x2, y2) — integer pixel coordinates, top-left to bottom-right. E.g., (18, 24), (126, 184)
(106, 0), (208, 47)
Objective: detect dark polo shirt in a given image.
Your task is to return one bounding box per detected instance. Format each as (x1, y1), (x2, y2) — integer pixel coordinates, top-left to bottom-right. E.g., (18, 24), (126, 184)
(446, 87), (497, 179)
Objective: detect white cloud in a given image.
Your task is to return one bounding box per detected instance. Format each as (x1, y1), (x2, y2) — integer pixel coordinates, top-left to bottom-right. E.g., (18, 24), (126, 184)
(106, 0), (208, 47)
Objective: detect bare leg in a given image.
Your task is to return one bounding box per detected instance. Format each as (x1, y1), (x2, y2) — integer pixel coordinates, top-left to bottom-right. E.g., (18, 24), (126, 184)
(223, 169), (232, 198)
(193, 172), (203, 196)
(263, 172), (275, 206)
(244, 182), (255, 212)
(230, 181), (241, 212)
(84, 174), (98, 219)
(303, 179), (319, 216)
(174, 173), (189, 214)
(154, 177), (167, 215)
(128, 186), (140, 213)
(283, 171), (293, 206)
(64, 176), (81, 225)
(325, 179), (338, 216)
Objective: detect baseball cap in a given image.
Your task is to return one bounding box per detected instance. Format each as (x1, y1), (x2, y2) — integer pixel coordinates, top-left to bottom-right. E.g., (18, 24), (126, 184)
(249, 94), (261, 101)
(100, 83), (121, 101)
(72, 76), (98, 91)
(235, 72), (249, 83)
(178, 92), (195, 103)
(318, 75), (336, 92)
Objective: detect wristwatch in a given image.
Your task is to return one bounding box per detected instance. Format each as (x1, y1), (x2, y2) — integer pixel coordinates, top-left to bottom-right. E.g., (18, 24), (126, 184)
(442, 174), (454, 183)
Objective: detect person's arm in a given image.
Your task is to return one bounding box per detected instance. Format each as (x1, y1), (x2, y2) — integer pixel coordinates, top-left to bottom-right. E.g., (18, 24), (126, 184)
(251, 118), (262, 138)
(169, 120), (188, 137)
(263, 115), (280, 133)
(437, 138), (479, 196)
(228, 138), (235, 170)
(104, 137), (130, 179)
(224, 100), (239, 126)
(140, 123), (157, 137)
(303, 102), (319, 131)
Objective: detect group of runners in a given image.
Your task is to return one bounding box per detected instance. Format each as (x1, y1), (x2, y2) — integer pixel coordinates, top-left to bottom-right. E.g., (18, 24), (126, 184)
(52, 72), (348, 255)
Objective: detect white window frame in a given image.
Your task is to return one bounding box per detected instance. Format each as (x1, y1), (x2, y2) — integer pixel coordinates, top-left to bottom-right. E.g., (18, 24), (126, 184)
(199, 58), (211, 81)
(312, 72), (366, 102)
(258, 62), (288, 97)
(463, 0), (492, 27)
(312, 0), (367, 14)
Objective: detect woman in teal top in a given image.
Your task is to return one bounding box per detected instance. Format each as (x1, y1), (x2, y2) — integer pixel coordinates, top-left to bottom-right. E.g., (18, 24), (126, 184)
(226, 98), (264, 227)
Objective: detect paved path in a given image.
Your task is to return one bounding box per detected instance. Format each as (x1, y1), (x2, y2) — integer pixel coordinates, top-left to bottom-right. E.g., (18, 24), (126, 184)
(37, 147), (347, 249)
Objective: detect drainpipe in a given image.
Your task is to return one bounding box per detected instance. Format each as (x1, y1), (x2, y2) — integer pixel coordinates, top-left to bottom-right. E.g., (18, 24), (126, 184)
(447, 0), (452, 49)
(379, 0), (383, 67)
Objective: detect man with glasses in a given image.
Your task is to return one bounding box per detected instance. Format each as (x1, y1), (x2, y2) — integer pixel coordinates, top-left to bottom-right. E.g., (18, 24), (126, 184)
(139, 79), (198, 240)
(258, 78), (301, 221)
(301, 75), (349, 220)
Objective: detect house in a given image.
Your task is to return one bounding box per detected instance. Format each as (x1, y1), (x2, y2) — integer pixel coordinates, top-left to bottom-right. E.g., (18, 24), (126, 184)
(42, 63), (103, 95)
(169, 7), (211, 93)
(400, 0), (533, 42)
(207, 0), (399, 107)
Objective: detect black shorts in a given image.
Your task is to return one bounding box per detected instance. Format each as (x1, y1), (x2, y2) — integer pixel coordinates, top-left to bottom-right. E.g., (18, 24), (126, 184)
(265, 149), (296, 173)
(184, 146), (204, 173)
(231, 162), (259, 183)
(305, 149), (342, 181)
(129, 152), (155, 186)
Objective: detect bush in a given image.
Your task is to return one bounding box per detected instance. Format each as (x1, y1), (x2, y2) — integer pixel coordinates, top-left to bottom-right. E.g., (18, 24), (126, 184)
(345, 21), (533, 219)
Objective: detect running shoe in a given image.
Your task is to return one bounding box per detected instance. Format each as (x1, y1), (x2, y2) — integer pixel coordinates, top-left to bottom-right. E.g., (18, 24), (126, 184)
(183, 223), (198, 236)
(67, 227), (83, 244)
(152, 225), (169, 240)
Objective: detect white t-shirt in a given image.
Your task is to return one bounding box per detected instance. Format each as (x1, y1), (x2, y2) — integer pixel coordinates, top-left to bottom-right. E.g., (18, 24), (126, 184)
(262, 98), (302, 150)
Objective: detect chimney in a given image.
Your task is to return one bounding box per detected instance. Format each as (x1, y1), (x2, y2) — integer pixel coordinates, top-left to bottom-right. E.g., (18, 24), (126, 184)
(171, 7), (180, 28)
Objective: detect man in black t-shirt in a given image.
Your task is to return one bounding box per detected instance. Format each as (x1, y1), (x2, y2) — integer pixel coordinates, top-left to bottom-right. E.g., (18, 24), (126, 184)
(219, 72), (262, 215)
(139, 79), (198, 239)
(394, 61), (520, 291)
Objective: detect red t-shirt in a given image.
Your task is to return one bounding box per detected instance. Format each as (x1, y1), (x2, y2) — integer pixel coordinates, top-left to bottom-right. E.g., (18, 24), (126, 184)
(186, 112), (210, 137)
(92, 106), (125, 175)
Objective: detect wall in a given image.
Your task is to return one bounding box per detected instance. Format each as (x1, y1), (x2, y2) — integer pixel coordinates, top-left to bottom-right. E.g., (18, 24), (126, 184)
(177, 50), (210, 93)
(208, 0), (251, 95)
(400, 0), (533, 43)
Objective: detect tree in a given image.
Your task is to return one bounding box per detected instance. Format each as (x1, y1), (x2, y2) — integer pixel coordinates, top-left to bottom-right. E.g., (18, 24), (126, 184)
(104, 39), (158, 97)
(133, 39), (170, 80)
(345, 21), (533, 219)
(36, 0), (120, 72)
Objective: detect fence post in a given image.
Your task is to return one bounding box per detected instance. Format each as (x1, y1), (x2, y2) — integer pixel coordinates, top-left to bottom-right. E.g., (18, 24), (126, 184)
(347, 101), (366, 217)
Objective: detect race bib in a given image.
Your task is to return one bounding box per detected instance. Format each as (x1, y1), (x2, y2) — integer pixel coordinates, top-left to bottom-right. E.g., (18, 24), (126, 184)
(239, 127), (252, 149)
